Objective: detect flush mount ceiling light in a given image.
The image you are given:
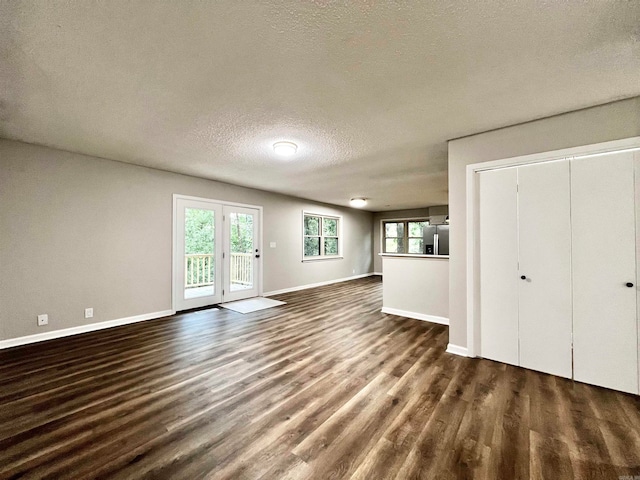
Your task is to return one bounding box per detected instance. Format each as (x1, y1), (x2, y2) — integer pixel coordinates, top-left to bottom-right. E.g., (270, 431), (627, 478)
(350, 198), (367, 208)
(273, 141), (298, 156)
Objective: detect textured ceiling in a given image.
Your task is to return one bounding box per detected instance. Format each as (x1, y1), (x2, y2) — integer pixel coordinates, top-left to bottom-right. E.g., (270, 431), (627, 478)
(1, 1), (639, 211)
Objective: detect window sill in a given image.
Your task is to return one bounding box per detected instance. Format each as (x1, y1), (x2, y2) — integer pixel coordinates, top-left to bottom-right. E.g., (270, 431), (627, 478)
(302, 256), (344, 263)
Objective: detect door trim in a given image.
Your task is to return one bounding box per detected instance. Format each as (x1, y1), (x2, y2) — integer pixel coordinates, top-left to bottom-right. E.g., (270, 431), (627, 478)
(172, 194), (263, 312)
(465, 136), (640, 358)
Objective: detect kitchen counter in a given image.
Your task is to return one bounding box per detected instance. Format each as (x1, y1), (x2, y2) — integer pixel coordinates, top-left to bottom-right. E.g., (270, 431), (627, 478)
(380, 254), (449, 325)
(379, 253), (449, 259)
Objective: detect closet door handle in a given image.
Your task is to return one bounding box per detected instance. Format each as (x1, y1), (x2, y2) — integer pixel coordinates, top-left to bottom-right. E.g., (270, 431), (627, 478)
(520, 275), (527, 280)
(626, 282), (634, 288)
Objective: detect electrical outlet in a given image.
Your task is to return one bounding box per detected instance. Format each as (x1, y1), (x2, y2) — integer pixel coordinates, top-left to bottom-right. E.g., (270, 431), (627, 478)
(85, 308), (93, 319)
(37, 314), (48, 326)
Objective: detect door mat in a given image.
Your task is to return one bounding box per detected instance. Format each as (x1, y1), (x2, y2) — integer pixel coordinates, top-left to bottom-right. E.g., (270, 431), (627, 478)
(220, 297), (286, 314)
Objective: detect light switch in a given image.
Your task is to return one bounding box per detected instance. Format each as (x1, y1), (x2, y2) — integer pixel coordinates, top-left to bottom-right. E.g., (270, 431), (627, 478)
(270, 242), (276, 248)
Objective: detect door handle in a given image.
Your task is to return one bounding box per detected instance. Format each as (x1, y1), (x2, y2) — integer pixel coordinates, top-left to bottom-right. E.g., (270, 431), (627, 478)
(520, 275), (526, 280)
(255, 254), (260, 258)
(627, 282), (634, 288)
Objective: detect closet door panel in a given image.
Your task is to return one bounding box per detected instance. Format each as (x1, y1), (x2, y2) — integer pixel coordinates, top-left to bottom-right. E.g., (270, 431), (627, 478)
(572, 151), (638, 394)
(517, 161), (572, 378)
(479, 168), (519, 365)
(637, 151), (640, 393)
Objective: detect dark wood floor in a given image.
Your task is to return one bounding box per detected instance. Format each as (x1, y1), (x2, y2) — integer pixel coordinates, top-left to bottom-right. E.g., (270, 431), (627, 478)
(1, 277), (639, 479)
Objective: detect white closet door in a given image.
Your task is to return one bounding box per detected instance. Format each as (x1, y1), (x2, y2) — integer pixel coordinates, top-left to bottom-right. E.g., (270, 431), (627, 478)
(479, 168), (519, 365)
(636, 151), (640, 394)
(572, 151), (638, 394)
(517, 161), (572, 378)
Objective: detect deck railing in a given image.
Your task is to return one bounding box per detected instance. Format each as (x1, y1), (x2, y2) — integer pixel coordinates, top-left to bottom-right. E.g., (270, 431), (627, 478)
(185, 253), (252, 288)
(185, 254), (214, 287)
(230, 253), (252, 286)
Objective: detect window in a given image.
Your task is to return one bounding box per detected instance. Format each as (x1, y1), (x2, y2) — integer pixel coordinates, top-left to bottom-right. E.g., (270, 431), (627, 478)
(303, 213), (341, 259)
(383, 219), (430, 254)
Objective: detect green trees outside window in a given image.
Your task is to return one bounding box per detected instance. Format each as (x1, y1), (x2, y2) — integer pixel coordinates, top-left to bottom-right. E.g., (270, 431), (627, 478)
(185, 209), (253, 254)
(304, 213), (340, 258)
(383, 219), (429, 254)
(185, 208), (215, 255)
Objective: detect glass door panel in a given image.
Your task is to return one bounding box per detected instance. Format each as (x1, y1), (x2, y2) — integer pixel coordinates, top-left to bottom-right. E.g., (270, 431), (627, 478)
(184, 207), (215, 299)
(223, 206), (259, 302)
(229, 212), (254, 292)
(174, 198), (222, 310)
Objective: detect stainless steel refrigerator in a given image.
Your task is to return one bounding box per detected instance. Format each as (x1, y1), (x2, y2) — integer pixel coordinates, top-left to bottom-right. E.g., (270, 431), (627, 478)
(423, 224), (449, 255)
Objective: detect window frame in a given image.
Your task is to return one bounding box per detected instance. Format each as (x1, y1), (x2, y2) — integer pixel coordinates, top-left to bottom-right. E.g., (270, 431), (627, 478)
(381, 217), (430, 255)
(302, 211), (343, 261)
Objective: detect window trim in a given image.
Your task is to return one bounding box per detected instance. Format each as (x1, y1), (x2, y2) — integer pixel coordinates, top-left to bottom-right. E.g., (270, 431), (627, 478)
(302, 211), (343, 262)
(381, 217), (430, 255)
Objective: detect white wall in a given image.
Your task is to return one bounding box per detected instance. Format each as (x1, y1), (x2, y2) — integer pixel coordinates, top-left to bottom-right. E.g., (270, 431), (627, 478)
(382, 257), (449, 321)
(0, 139), (373, 341)
(447, 96), (640, 349)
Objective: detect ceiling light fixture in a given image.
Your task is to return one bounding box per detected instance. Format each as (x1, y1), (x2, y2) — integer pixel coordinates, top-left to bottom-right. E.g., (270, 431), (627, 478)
(273, 141), (298, 156)
(350, 198), (367, 208)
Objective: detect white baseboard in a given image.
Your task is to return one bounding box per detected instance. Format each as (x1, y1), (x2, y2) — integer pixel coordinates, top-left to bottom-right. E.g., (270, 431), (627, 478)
(0, 310), (175, 350)
(381, 307), (449, 326)
(446, 343), (470, 357)
(373, 272), (383, 276)
(263, 273), (376, 297)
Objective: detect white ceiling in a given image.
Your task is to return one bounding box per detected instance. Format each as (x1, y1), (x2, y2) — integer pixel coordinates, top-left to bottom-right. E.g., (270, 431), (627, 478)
(1, 1), (639, 211)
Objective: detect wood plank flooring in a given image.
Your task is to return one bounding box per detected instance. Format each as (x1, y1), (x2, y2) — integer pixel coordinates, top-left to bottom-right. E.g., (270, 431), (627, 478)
(1, 276), (639, 479)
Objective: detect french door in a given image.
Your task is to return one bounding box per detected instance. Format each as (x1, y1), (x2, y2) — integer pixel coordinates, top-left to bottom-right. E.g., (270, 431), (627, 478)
(173, 195), (261, 311)
(223, 206), (260, 302)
